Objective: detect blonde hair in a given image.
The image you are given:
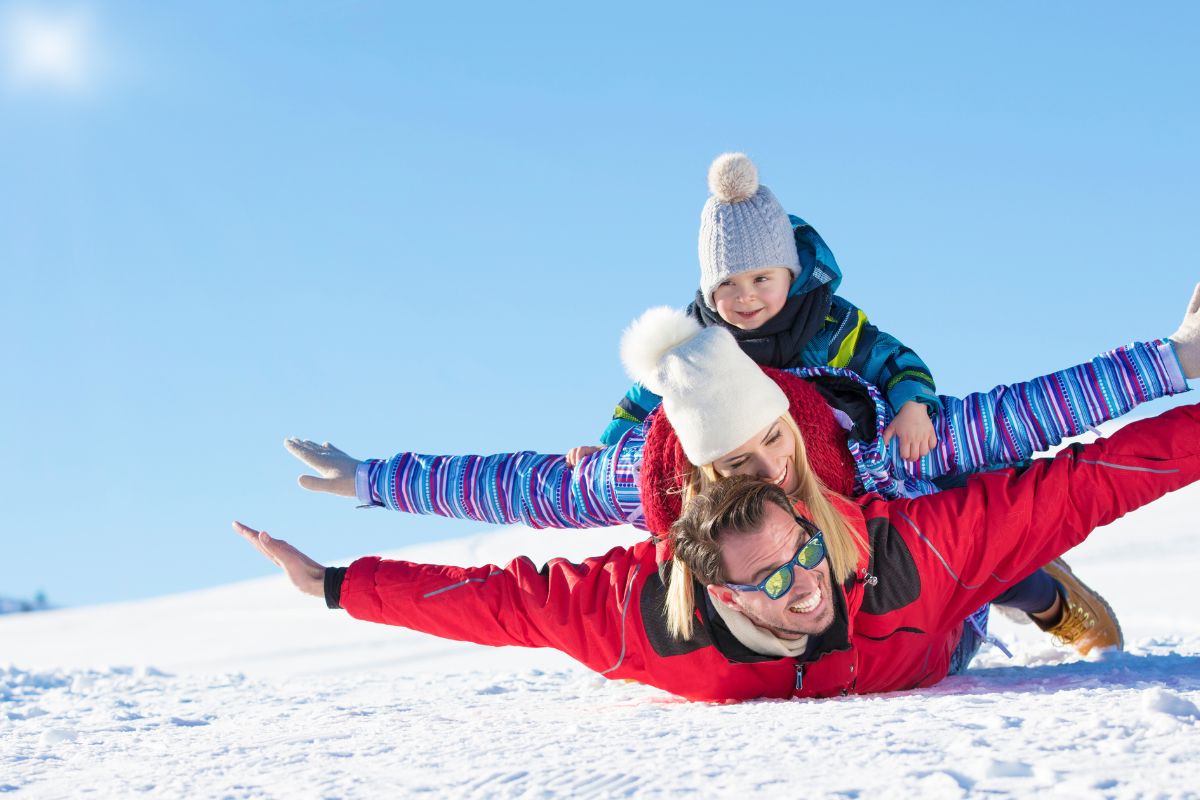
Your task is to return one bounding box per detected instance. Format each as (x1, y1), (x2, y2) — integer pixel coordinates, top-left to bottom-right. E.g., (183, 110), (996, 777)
(664, 413), (867, 640)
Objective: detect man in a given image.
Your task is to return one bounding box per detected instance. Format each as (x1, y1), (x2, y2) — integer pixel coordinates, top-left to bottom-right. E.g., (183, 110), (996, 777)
(235, 399), (1200, 702)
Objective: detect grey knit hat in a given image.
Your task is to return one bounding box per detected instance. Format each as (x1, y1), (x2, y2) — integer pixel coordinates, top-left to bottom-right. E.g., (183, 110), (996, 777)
(698, 153), (800, 309)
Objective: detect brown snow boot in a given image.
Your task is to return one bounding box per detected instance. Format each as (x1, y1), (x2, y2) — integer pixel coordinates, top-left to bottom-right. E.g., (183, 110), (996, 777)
(1035, 558), (1124, 656)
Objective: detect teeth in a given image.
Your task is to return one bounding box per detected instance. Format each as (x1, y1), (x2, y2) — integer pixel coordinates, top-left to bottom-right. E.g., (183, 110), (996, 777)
(789, 589), (821, 614)
(772, 465), (787, 485)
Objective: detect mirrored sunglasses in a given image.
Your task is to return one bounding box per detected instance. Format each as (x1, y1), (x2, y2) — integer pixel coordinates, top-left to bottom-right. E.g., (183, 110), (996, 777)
(724, 518), (826, 600)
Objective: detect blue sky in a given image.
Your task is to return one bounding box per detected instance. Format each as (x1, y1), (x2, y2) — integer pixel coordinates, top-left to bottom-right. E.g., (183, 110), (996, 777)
(3, 1), (1198, 607)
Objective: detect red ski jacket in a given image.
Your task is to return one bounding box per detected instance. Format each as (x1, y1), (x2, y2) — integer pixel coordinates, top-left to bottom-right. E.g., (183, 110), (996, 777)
(335, 404), (1200, 702)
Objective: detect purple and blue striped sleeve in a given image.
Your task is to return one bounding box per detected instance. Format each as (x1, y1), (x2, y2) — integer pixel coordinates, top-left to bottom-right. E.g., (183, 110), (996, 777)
(905, 339), (1189, 481)
(353, 428), (649, 531)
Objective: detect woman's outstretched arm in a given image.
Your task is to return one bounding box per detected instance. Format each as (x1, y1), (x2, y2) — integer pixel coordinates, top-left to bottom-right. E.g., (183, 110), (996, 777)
(902, 285), (1200, 485)
(287, 430), (648, 530)
(907, 337), (1188, 481)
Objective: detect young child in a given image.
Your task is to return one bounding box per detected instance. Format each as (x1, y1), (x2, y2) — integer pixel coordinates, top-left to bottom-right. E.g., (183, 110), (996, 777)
(567, 153), (937, 466)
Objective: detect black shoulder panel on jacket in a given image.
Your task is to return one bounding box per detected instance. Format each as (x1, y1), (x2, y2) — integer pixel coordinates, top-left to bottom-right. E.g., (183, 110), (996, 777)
(639, 565), (712, 658)
(861, 517), (922, 614)
(805, 374), (879, 441)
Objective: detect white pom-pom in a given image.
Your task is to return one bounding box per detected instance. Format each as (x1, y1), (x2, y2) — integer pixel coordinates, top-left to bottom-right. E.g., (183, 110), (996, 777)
(707, 152), (759, 203)
(620, 306), (701, 391)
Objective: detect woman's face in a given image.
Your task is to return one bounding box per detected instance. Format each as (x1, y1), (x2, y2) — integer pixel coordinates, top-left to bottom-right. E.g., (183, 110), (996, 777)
(711, 418), (799, 494)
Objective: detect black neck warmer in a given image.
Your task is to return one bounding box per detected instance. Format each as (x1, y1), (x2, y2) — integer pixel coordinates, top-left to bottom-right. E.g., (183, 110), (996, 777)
(687, 284), (834, 369)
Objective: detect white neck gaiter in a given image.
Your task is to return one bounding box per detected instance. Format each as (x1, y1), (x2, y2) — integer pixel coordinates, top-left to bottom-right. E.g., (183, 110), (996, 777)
(711, 596), (809, 659)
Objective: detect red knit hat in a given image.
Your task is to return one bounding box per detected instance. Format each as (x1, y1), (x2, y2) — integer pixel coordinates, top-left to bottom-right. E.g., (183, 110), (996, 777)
(640, 367), (857, 535)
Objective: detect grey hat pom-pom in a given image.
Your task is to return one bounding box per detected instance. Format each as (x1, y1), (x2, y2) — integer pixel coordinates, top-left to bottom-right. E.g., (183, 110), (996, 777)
(707, 152), (759, 203)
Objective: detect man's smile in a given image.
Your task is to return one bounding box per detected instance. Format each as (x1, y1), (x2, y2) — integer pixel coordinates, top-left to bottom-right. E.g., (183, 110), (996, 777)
(788, 587), (823, 616)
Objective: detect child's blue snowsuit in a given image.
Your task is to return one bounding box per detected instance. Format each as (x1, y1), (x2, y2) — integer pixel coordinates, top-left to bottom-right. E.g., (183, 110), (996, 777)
(602, 215), (939, 445)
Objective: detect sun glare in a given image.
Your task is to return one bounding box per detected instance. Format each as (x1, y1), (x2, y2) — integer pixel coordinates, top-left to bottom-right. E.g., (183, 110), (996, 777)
(1, 6), (96, 92)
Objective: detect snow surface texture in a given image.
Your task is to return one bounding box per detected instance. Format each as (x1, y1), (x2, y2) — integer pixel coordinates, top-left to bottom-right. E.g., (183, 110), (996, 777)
(4, 449), (1200, 797)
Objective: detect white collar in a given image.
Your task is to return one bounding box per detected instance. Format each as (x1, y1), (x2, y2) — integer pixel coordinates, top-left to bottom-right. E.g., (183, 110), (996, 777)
(711, 596), (810, 658)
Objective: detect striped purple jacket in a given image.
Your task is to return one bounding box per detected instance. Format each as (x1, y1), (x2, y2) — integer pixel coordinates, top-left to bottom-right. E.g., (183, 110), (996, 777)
(358, 340), (1187, 531)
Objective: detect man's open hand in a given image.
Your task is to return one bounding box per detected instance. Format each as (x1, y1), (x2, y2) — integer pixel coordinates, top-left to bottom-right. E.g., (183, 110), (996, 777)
(232, 521), (325, 599)
(284, 438), (360, 497)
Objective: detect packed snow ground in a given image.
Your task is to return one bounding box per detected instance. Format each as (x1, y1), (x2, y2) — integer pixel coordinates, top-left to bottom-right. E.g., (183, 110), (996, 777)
(4, 462), (1200, 797)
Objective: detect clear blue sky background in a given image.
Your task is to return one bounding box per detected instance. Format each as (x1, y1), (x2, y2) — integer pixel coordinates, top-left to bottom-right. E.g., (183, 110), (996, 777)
(3, 1), (1198, 607)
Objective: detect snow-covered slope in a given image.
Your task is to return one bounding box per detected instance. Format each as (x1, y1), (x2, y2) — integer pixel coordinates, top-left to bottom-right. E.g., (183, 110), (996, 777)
(3, 479), (1199, 797)
(2, 526), (636, 680)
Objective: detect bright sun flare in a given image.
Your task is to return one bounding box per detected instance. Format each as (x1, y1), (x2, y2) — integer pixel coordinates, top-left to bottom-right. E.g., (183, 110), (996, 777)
(2, 7), (95, 91)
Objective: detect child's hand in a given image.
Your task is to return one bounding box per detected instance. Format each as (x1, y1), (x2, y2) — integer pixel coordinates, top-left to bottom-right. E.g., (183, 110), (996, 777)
(566, 445), (603, 468)
(285, 438), (361, 497)
(882, 401), (938, 462)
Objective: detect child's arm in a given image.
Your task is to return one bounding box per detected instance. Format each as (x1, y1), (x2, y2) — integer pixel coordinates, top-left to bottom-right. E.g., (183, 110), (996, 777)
(600, 382), (664, 446)
(820, 295), (940, 461)
(822, 295), (940, 417)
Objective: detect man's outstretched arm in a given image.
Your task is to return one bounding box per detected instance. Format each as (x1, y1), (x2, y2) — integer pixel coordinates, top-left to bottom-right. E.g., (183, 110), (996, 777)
(232, 520), (648, 676)
(886, 401), (1200, 631)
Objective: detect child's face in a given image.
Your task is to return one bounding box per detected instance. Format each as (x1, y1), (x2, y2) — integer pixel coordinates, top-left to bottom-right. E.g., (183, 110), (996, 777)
(711, 267), (792, 331)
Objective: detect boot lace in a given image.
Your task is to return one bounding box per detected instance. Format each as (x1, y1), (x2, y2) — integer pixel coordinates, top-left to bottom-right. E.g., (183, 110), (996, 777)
(1051, 603), (1095, 646)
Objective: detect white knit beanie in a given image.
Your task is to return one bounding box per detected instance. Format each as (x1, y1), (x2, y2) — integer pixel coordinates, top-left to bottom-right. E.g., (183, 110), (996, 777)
(698, 153), (800, 309)
(621, 306), (789, 465)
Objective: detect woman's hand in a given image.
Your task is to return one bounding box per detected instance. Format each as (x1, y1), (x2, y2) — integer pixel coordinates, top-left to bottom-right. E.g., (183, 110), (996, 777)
(232, 521), (325, 599)
(284, 438), (361, 497)
(883, 400), (938, 462)
(1169, 282), (1200, 380)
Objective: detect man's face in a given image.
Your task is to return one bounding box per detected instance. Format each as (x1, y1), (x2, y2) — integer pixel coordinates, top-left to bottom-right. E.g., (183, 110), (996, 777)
(710, 502), (837, 640)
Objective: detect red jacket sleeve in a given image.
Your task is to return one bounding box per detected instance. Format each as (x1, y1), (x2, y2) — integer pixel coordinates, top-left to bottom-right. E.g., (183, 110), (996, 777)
(337, 542), (652, 677)
(886, 402), (1200, 631)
